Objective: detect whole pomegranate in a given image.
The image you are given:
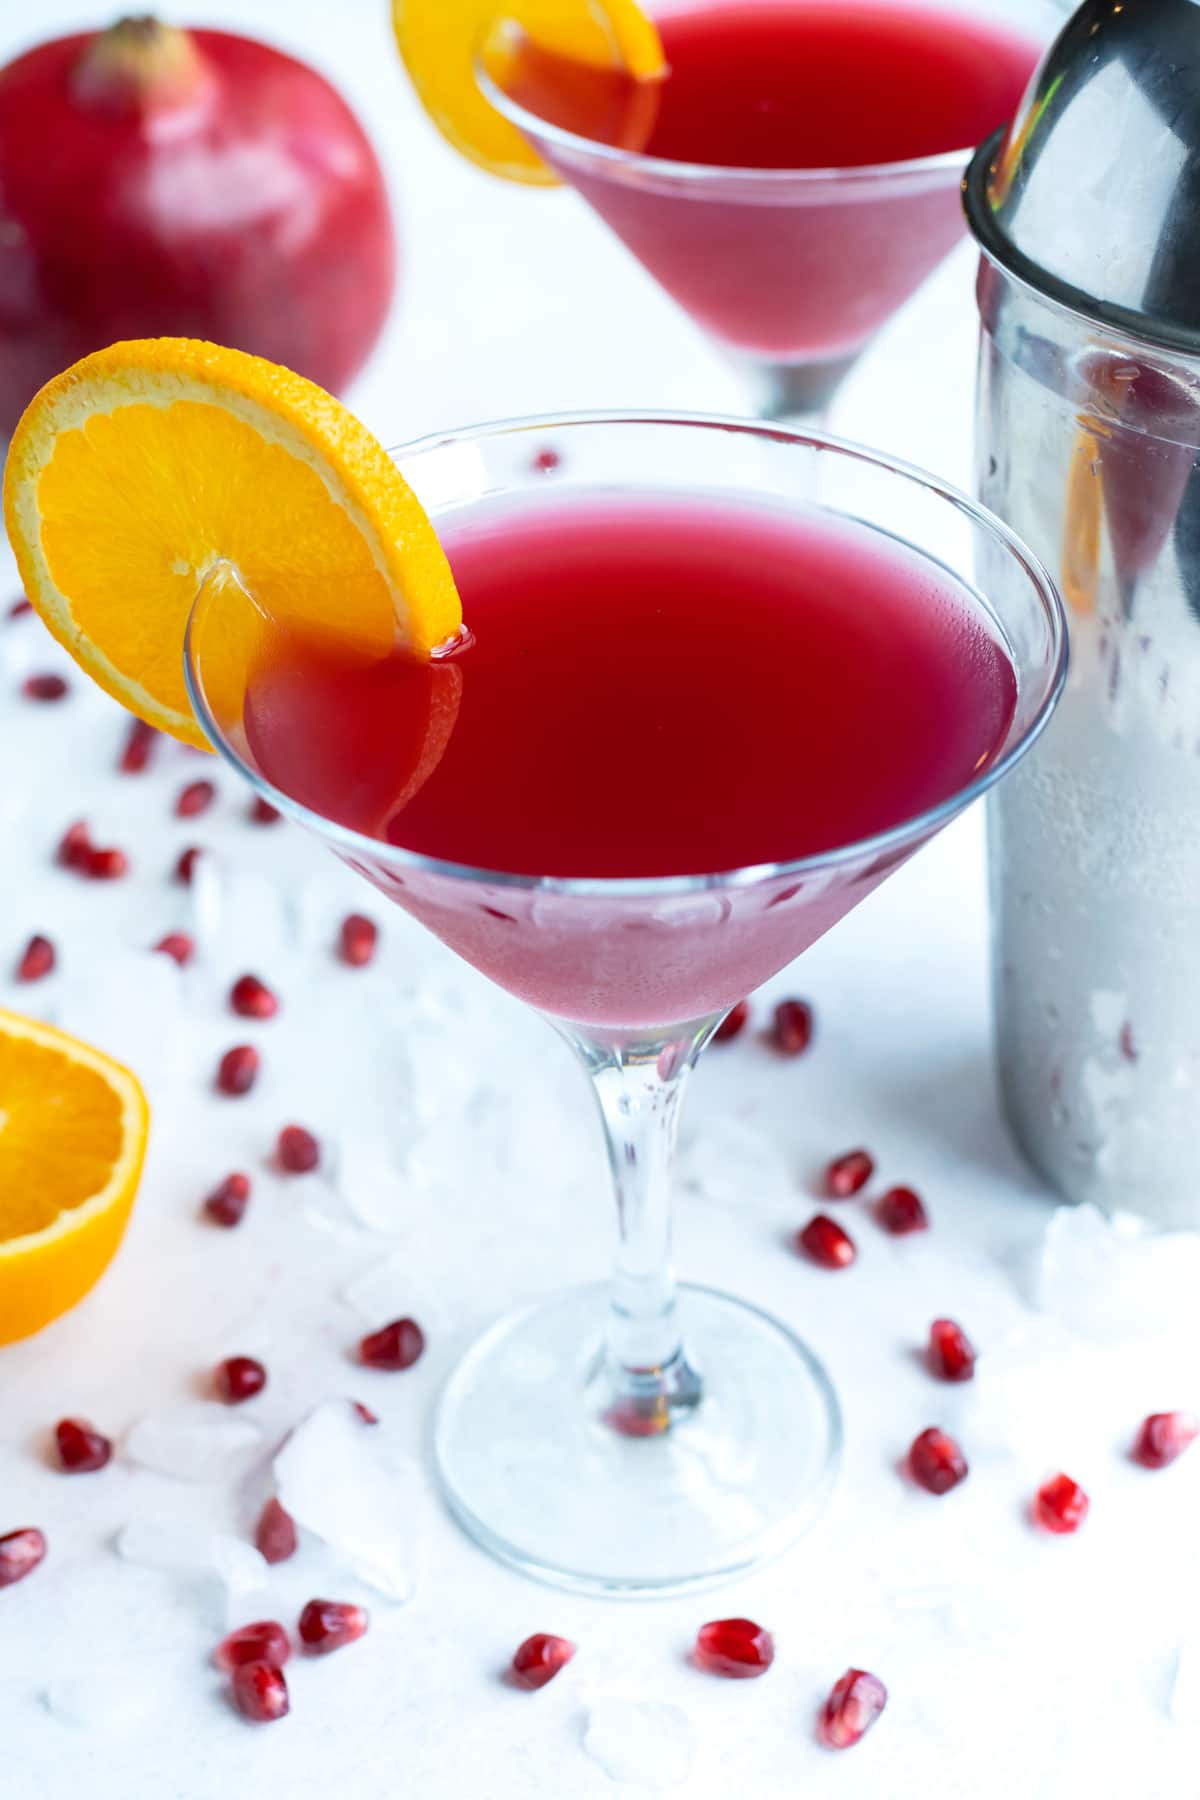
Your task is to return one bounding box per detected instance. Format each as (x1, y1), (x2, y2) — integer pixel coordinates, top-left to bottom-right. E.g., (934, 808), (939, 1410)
(0, 16), (395, 435)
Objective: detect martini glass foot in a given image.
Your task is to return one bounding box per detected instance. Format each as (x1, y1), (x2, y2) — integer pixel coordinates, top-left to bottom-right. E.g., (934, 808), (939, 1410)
(434, 1281), (842, 1597)
(735, 351), (859, 425)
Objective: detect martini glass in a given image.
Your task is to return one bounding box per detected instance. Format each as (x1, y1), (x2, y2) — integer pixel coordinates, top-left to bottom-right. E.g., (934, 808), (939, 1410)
(185, 413), (1065, 1595)
(476, 2), (1043, 424)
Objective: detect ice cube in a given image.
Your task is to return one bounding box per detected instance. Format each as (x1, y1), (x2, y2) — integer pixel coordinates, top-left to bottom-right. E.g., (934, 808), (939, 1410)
(124, 1408), (263, 1482)
(334, 1137), (411, 1235)
(1170, 1640), (1200, 1727)
(273, 1399), (420, 1602)
(42, 1673), (163, 1738)
(582, 1700), (696, 1789)
(116, 1520), (268, 1622)
(1033, 1204), (1200, 1341)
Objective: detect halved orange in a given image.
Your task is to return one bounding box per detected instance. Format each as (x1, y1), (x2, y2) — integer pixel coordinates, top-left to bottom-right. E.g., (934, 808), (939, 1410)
(3, 339), (462, 749)
(0, 1010), (149, 1345)
(393, 0), (667, 185)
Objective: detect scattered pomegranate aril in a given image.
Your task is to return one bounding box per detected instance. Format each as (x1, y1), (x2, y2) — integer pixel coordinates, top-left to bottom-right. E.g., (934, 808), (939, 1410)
(174, 846), (201, 884)
(818, 1669), (888, 1750)
(1133, 1410), (1200, 1470)
(84, 846), (129, 880)
(713, 1000), (750, 1044)
(176, 778), (215, 819)
(216, 1044), (259, 1097)
(16, 934), (55, 982)
(230, 973), (279, 1020)
(352, 1401), (379, 1425)
(826, 1148), (874, 1197)
(298, 1599), (368, 1655)
(203, 1172), (252, 1228)
(22, 672), (68, 702)
(54, 1418), (112, 1473)
(249, 796), (282, 825)
(8, 597), (32, 618)
(532, 447), (561, 474)
(1034, 1472), (1089, 1534)
(255, 1497), (298, 1565)
(928, 1318), (976, 1383)
(231, 1660), (289, 1724)
(511, 1632), (576, 1689)
(215, 1355), (267, 1404)
(694, 1618), (775, 1678)
(908, 1427), (968, 1496)
(153, 932), (194, 967)
(215, 1620), (291, 1672)
(878, 1186), (929, 1234)
(0, 1527), (46, 1588)
(770, 997), (814, 1056)
(118, 718), (158, 773)
(359, 1317), (425, 1371)
(338, 913), (378, 968)
(277, 1124), (320, 1173)
(56, 820), (92, 869)
(797, 1214), (857, 1270)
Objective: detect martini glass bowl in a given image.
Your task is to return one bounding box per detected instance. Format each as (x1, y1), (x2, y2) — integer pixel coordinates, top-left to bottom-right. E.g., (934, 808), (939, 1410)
(186, 412), (1065, 1596)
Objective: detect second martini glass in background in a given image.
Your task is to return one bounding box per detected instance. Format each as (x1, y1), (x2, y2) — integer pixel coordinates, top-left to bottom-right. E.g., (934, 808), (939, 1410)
(476, 0), (1042, 422)
(187, 413), (1066, 1595)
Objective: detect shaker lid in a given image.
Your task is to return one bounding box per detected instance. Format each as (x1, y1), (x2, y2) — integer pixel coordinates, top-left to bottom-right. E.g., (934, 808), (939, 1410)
(964, 0), (1200, 353)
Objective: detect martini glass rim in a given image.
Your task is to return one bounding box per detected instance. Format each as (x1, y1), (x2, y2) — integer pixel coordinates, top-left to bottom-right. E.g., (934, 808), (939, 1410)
(474, 45), (976, 190)
(183, 407), (1067, 901)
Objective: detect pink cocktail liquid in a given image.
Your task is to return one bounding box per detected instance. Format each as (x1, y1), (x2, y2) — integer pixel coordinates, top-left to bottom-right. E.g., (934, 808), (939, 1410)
(245, 495), (1016, 1027)
(504, 0), (1039, 364)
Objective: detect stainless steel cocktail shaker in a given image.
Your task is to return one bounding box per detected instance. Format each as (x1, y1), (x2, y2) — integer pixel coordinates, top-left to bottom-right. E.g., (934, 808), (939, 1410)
(965, 0), (1200, 1224)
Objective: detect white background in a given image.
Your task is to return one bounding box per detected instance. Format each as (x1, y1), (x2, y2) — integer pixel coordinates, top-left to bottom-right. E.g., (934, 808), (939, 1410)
(2, 2), (1197, 1797)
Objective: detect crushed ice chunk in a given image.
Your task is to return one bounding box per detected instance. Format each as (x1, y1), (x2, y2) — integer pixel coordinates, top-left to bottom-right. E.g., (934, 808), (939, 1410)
(116, 1521), (267, 1622)
(1033, 1204), (1200, 1341)
(124, 1408), (263, 1482)
(678, 1114), (794, 1214)
(334, 1136), (411, 1235)
(273, 1399), (420, 1602)
(43, 1672), (163, 1738)
(582, 1700), (696, 1789)
(1170, 1641), (1200, 1727)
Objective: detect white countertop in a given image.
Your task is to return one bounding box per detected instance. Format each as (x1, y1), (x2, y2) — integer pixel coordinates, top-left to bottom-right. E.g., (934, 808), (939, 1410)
(2, 3), (1197, 1796)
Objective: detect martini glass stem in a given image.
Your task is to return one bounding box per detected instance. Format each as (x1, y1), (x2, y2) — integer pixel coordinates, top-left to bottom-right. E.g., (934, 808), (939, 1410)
(563, 1022), (712, 1428)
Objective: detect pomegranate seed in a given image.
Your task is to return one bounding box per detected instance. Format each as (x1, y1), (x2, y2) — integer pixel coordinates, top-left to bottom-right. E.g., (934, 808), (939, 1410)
(511, 1632), (576, 1688)
(713, 1000), (750, 1044)
(532, 448), (561, 474)
(22, 673), (68, 702)
(249, 797), (282, 825)
(694, 1618), (775, 1678)
(1133, 1410), (1200, 1469)
(359, 1317), (425, 1371)
(818, 1669), (888, 1750)
(16, 934), (55, 982)
(56, 820), (92, 869)
(154, 932), (194, 967)
(826, 1148), (874, 1197)
(298, 1599), (368, 1655)
(175, 846), (202, 884)
(1034, 1472), (1090, 1534)
(54, 1419), (112, 1474)
(928, 1318), (976, 1382)
(216, 1044), (259, 1097)
(176, 779), (216, 818)
(229, 973), (279, 1020)
(215, 1620), (291, 1672)
(215, 1356), (267, 1404)
(770, 998), (814, 1056)
(85, 846), (129, 880)
(8, 597), (32, 618)
(797, 1214), (857, 1269)
(119, 718), (158, 774)
(255, 1497), (298, 1565)
(231, 1660), (289, 1723)
(1119, 1021), (1139, 1062)
(352, 1401), (379, 1425)
(203, 1172), (251, 1228)
(338, 913), (378, 968)
(908, 1427), (968, 1495)
(0, 1527), (46, 1588)
(277, 1124), (320, 1173)
(878, 1186), (929, 1234)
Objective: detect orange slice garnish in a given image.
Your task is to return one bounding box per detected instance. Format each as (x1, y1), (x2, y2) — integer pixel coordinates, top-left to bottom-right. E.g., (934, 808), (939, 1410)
(393, 0), (667, 185)
(3, 339), (462, 749)
(0, 1009), (149, 1345)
